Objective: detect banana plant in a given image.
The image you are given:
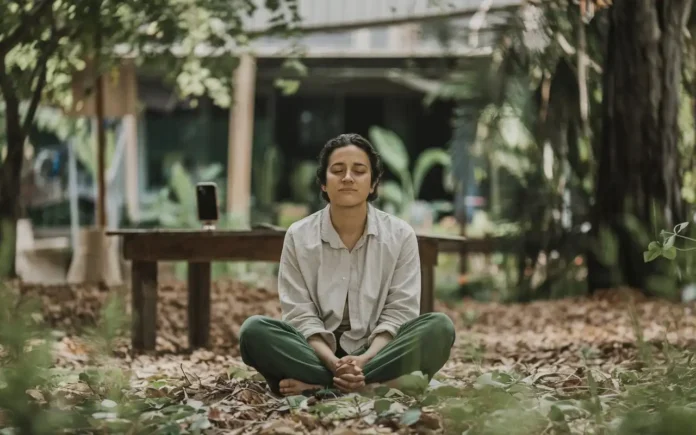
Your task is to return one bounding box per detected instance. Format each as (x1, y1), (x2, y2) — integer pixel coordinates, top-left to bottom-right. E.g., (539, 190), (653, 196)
(368, 125), (454, 216)
(290, 160), (319, 203)
(253, 145), (282, 208)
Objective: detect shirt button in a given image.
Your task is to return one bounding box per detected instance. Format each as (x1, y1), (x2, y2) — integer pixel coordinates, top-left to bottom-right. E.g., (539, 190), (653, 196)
(343, 277), (346, 280)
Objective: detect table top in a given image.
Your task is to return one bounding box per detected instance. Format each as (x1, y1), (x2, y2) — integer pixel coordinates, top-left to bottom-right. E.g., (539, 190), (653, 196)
(106, 227), (468, 244)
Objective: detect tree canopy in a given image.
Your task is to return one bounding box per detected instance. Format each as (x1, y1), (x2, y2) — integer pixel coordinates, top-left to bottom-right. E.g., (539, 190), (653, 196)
(0, 0), (301, 278)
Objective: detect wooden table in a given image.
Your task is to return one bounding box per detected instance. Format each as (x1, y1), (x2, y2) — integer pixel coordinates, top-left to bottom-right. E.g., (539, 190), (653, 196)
(107, 229), (467, 352)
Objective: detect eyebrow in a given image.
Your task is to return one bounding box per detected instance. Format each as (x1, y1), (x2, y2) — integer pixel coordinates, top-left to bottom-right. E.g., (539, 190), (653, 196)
(330, 162), (368, 168)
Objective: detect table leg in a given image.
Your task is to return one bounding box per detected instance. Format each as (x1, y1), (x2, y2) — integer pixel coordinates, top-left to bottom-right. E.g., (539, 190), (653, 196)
(420, 263), (435, 314)
(188, 262), (211, 349)
(131, 261), (158, 351)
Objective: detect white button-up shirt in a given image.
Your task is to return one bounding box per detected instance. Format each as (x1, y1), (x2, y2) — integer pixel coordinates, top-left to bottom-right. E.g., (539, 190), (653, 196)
(277, 203), (421, 354)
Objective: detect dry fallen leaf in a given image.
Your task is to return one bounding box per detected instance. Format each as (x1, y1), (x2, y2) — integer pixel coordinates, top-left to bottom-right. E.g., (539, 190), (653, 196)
(8, 279), (696, 434)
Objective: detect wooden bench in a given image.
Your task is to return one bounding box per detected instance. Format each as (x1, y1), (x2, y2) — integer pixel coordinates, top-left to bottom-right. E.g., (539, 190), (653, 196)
(107, 228), (468, 352)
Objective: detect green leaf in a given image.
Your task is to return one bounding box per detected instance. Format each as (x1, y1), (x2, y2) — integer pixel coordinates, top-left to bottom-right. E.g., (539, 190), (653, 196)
(368, 126), (410, 175)
(284, 395), (305, 409)
(196, 163), (223, 181)
(391, 372), (429, 396)
(274, 78), (301, 96)
(169, 161), (196, 212)
(430, 200), (454, 213)
(548, 405), (565, 422)
(412, 148), (451, 197)
(384, 388), (406, 398)
(426, 384), (461, 397)
(400, 408), (422, 426)
(374, 398), (392, 414)
(227, 367), (252, 379)
(475, 371), (515, 389)
(644, 249), (661, 263)
(662, 246), (677, 260)
(379, 181), (404, 210)
(373, 385), (390, 397)
(663, 234), (676, 250)
(313, 403), (338, 416)
(675, 222), (689, 233)
(419, 394), (439, 407)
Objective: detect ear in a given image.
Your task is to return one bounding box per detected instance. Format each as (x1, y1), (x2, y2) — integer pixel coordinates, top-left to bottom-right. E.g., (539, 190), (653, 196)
(321, 184), (327, 192)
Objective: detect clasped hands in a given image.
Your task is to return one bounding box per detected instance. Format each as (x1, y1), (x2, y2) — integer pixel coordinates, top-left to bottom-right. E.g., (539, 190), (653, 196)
(331, 355), (368, 393)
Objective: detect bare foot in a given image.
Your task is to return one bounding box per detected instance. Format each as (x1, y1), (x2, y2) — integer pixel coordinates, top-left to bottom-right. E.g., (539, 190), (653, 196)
(278, 379), (321, 396)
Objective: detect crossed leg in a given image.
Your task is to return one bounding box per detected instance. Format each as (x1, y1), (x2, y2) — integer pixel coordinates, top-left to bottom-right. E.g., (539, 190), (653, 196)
(238, 313), (456, 396)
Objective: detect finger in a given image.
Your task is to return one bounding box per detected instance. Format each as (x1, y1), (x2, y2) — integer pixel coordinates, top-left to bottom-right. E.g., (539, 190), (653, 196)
(333, 377), (354, 389)
(335, 365), (361, 377)
(338, 373), (365, 383)
(334, 377), (365, 391)
(337, 361), (361, 372)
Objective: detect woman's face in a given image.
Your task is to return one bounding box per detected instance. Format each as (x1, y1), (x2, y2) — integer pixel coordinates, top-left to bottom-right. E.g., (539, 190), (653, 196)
(322, 145), (375, 207)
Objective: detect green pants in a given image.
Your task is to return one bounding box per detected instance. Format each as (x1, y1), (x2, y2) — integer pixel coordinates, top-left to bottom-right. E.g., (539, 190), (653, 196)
(239, 312), (456, 395)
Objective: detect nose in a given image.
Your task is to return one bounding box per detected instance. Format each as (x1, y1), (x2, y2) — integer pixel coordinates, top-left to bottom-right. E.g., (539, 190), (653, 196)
(342, 172), (355, 183)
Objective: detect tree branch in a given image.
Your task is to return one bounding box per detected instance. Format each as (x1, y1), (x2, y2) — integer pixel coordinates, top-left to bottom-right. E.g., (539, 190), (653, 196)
(0, 53), (18, 106)
(0, 0), (55, 55)
(21, 57), (48, 139)
(19, 5), (62, 139)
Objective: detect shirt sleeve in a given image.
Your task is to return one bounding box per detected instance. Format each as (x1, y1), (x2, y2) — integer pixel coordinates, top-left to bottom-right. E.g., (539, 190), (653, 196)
(369, 227), (421, 345)
(277, 228), (337, 352)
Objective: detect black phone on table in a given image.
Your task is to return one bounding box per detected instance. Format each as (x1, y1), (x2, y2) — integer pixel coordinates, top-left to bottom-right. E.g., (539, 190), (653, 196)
(196, 182), (219, 226)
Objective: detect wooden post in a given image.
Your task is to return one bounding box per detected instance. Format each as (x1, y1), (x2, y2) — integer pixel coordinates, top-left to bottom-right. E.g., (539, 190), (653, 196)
(418, 239), (438, 314)
(131, 261), (158, 351)
(94, 15), (107, 228)
(123, 114), (140, 222)
(226, 53), (257, 225)
(187, 262), (211, 349)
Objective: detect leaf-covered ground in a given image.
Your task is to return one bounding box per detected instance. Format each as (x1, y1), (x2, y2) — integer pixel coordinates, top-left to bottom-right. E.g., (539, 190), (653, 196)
(12, 280), (696, 434)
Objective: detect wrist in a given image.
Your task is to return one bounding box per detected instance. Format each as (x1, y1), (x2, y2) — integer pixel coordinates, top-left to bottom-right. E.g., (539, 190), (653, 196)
(325, 355), (340, 373)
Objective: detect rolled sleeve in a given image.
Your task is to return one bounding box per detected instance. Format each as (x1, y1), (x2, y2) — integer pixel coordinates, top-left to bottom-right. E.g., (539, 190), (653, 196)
(368, 228), (421, 345)
(278, 229), (337, 351)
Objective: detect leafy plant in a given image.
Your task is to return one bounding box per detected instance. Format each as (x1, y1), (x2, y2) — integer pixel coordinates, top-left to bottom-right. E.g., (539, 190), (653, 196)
(253, 145), (283, 211)
(368, 125), (453, 216)
(290, 160), (320, 204)
(644, 222), (694, 262)
(0, 282), (135, 434)
(0, 0), (302, 279)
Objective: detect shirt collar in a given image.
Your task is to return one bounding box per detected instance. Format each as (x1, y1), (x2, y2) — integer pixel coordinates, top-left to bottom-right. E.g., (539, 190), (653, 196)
(320, 203), (379, 249)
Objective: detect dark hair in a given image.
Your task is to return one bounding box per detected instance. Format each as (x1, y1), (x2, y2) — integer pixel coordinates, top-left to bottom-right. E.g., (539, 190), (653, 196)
(316, 133), (384, 202)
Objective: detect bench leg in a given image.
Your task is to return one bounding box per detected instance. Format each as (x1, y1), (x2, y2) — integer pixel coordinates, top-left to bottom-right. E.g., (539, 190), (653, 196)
(420, 263), (435, 314)
(131, 261), (158, 351)
(188, 262), (211, 349)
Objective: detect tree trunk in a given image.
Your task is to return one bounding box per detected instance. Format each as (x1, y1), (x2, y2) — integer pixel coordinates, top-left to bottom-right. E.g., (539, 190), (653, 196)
(588, 0), (692, 293)
(0, 95), (24, 278)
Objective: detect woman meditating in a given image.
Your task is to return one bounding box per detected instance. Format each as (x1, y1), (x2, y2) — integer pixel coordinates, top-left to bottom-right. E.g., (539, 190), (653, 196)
(239, 133), (456, 396)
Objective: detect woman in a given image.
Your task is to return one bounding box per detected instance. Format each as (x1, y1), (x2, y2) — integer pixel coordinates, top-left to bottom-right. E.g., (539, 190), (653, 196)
(239, 133), (455, 396)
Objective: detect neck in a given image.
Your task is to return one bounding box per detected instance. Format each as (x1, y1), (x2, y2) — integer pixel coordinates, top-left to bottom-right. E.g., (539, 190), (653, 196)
(329, 202), (368, 237)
